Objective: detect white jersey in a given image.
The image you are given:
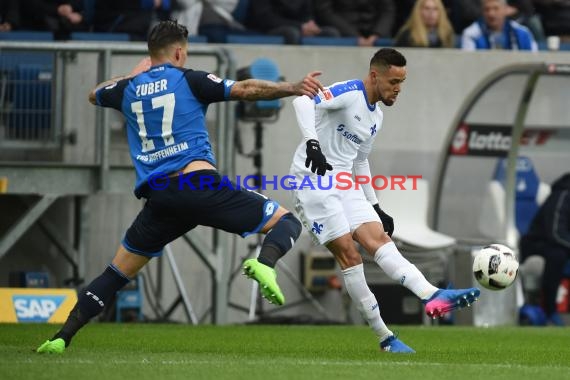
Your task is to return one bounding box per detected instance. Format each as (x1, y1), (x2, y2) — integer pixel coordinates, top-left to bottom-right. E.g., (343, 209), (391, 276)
(291, 79), (383, 175)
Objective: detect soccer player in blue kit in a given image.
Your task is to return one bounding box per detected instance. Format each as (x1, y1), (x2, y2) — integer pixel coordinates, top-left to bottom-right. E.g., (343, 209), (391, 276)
(37, 20), (324, 354)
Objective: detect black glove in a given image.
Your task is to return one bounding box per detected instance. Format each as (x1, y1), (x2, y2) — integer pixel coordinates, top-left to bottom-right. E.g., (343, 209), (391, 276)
(373, 204), (394, 237)
(305, 139), (333, 176)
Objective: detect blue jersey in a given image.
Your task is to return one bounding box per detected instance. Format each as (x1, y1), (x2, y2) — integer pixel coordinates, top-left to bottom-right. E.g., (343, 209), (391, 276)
(95, 63), (235, 197)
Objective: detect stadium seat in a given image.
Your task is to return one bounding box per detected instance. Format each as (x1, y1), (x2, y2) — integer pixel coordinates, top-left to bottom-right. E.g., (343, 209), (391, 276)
(537, 41), (570, 51)
(0, 33), (54, 139)
(479, 156), (550, 240)
(379, 178), (457, 250)
(301, 37), (358, 46)
(71, 32), (130, 41)
(188, 35), (208, 43)
(0, 31), (53, 41)
(7, 64), (53, 139)
(373, 178), (456, 299)
(374, 38), (394, 47)
(225, 34), (285, 45)
(237, 58), (282, 120)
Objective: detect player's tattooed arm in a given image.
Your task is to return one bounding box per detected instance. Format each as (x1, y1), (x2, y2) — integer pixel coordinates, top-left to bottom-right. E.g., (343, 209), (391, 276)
(88, 57), (151, 105)
(230, 71), (323, 100)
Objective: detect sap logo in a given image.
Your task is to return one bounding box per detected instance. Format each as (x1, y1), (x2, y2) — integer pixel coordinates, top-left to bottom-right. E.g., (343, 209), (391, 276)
(12, 295), (65, 322)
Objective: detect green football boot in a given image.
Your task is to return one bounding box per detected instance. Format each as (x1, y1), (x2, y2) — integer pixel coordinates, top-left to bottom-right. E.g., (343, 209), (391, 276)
(243, 259), (285, 305)
(36, 338), (65, 354)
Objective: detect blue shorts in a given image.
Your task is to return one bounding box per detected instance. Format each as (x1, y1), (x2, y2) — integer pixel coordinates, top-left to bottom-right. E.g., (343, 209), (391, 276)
(122, 170), (279, 257)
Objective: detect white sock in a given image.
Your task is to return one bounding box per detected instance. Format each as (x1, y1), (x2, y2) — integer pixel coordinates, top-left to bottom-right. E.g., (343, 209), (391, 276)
(374, 242), (439, 300)
(342, 264), (392, 341)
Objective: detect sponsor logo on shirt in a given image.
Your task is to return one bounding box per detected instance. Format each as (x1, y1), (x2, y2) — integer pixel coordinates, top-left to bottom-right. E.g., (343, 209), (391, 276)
(322, 89), (333, 100)
(207, 73), (223, 83)
(336, 124), (362, 144)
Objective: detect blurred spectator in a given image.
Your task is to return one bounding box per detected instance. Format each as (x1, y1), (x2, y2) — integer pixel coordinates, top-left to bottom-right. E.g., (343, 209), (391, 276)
(444, 0), (484, 34)
(534, 0), (570, 38)
(519, 173), (570, 326)
(94, 0), (153, 41)
(23, 0), (87, 39)
(170, 0), (202, 35)
(394, 0), (455, 48)
(393, 0), (417, 36)
(197, 0), (257, 43)
(144, 0), (175, 22)
(246, 0), (340, 45)
(447, 0), (544, 41)
(0, 0), (20, 31)
(506, 0), (545, 41)
(461, 0), (538, 50)
(314, 0), (396, 46)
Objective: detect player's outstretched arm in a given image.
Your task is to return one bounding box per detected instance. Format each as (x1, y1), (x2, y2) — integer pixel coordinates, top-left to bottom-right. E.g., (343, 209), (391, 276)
(229, 71), (323, 101)
(88, 57), (152, 105)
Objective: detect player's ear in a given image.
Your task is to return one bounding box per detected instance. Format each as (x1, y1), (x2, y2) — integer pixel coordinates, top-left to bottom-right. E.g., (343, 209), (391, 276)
(370, 69), (378, 83)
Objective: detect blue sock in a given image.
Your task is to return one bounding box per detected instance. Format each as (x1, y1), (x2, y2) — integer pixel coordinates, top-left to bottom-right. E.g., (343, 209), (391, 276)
(258, 213), (301, 268)
(53, 265), (130, 346)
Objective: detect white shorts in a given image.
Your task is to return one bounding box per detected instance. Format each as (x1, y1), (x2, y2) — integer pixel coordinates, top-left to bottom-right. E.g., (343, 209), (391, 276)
(291, 175), (380, 245)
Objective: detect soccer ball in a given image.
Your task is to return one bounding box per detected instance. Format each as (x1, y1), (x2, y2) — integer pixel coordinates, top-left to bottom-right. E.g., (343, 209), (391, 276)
(472, 244), (519, 290)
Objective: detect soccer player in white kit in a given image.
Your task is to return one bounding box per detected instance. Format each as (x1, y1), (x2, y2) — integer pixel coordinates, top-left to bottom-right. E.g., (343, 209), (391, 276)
(290, 48), (480, 353)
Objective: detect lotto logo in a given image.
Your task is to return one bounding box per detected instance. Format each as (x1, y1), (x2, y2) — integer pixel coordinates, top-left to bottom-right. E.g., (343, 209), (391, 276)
(12, 295), (65, 322)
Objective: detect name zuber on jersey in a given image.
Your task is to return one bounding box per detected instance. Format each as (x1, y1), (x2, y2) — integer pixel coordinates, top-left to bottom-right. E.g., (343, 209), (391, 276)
(136, 79), (168, 97)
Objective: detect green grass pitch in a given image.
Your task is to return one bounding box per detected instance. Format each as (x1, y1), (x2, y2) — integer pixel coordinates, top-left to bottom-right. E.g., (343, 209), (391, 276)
(1, 323), (569, 380)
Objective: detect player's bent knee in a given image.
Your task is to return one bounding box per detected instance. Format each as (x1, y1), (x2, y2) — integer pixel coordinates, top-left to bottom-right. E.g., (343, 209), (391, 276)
(333, 249), (363, 269)
(261, 206), (290, 233)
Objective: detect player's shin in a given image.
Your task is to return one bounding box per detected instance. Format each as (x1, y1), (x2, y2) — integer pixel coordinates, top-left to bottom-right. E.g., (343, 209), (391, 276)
(52, 265), (130, 346)
(258, 213), (301, 268)
(374, 242), (438, 300)
(342, 264), (392, 341)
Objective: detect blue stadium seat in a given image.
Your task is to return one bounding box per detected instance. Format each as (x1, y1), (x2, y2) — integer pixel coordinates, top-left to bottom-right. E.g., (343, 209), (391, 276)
(0, 31), (53, 41)
(7, 64), (52, 138)
(537, 41), (570, 51)
(0, 31), (62, 143)
(225, 34), (285, 45)
(301, 37), (358, 46)
(493, 156), (546, 236)
(374, 38), (394, 47)
(188, 35), (208, 44)
(71, 32), (130, 41)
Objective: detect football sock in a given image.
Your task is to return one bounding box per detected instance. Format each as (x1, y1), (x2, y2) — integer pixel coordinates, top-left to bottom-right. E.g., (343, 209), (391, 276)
(52, 265), (130, 346)
(342, 264), (392, 341)
(258, 213), (301, 268)
(374, 242), (438, 300)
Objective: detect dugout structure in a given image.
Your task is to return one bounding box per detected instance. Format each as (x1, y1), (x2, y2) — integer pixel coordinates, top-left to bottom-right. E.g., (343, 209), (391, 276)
(432, 63), (570, 326)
